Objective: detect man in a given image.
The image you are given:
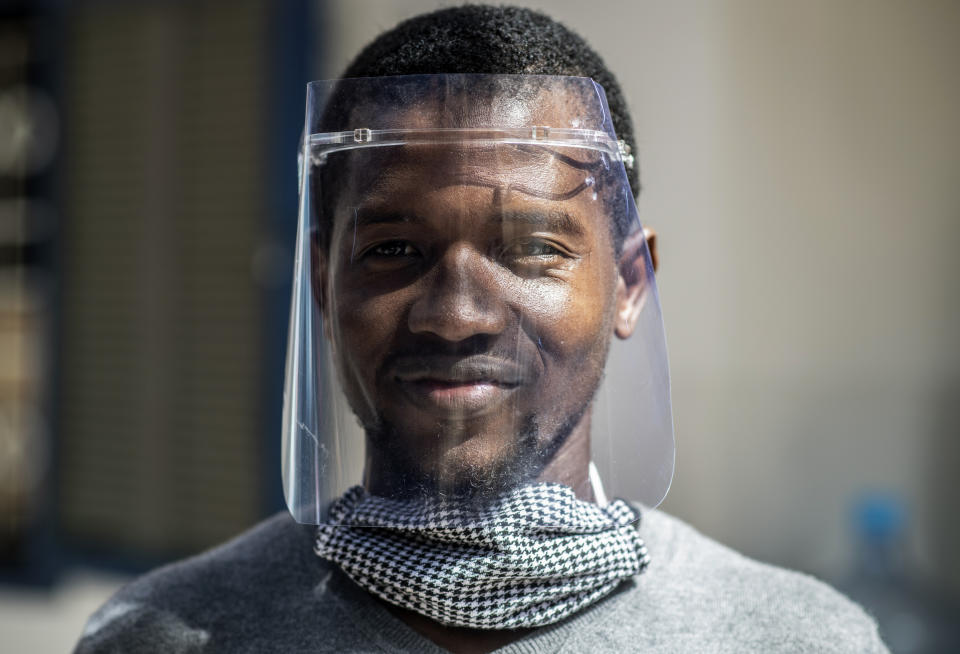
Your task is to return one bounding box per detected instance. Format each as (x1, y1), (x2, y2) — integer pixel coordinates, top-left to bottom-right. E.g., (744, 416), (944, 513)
(76, 6), (888, 653)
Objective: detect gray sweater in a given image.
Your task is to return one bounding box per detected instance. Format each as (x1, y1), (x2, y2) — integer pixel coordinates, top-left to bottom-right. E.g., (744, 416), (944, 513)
(74, 508), (889, 653)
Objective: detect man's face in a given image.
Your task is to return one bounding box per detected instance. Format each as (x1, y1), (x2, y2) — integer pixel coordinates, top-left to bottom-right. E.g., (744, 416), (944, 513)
(317, 104), (631, 497)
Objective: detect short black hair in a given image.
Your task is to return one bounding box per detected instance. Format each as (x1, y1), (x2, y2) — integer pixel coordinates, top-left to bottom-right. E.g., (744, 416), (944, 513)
(340, 4), (639, 198)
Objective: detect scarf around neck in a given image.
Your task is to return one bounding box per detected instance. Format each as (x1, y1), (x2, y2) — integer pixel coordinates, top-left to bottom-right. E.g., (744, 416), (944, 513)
(314, 483), (650, 629)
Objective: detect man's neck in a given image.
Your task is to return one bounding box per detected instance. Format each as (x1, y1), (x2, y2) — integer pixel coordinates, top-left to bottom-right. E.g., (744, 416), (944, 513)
(362, 413), (595, 649)
(381, 421), (595, 651)
(534, 413), (594, 501)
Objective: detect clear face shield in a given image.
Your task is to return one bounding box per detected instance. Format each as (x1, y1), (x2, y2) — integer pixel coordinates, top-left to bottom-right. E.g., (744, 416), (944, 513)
(282, 75), (673, 526)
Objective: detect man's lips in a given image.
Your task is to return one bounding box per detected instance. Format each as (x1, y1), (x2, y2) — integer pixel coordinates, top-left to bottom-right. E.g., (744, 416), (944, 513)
(392, 355), (527, 385)
(390, 355), (529, 415)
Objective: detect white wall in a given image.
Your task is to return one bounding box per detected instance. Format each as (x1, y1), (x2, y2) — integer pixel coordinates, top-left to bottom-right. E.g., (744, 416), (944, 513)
(319, 0), (960, 587)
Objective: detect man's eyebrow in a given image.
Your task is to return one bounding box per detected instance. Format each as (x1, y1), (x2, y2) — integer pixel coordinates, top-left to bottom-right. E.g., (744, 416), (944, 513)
(352, 209), (422, 228)
(490, 210), (586, 236)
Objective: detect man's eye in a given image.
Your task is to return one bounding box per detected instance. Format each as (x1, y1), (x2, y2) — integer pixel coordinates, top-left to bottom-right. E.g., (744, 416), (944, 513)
(368, 241), (417, 258)
(503, 239), (564, 258)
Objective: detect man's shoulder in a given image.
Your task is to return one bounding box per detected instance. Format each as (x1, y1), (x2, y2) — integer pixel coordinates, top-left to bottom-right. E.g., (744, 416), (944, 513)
(93, 511), (317, 603)
(73, 512), (336, 654)
(613, 507), (888, 653)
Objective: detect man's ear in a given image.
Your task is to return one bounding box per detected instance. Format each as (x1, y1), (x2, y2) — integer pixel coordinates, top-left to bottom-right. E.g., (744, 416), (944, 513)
(614, 226), (658, 339)
(309, 234), (332, 341)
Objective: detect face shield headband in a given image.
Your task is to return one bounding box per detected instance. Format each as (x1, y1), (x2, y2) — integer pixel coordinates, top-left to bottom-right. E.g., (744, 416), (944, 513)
(282, 74), (674, 527)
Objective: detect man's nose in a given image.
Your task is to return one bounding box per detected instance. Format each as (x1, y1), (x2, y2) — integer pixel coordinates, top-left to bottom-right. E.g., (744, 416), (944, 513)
(407, 243), (507, 342)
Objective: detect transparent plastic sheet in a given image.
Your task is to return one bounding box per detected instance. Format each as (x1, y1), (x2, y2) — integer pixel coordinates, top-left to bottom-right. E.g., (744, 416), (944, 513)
(282, 75), (673, 526)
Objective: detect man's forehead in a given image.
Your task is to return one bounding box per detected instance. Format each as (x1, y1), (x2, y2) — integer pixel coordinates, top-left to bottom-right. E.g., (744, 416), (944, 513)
(342, 85), (602, 131)
(332, 143), (607, 230)
(345, 142), (593, 186)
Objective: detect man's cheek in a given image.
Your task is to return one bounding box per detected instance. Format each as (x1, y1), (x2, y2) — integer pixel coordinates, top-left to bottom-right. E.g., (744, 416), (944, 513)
(337, 289), (398, 332)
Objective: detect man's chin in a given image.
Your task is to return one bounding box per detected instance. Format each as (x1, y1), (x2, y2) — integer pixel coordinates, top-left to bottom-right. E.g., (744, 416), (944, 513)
(420, 444), (539, 498)
(364, 420), (544, 500)
(361, 403), (592, 501)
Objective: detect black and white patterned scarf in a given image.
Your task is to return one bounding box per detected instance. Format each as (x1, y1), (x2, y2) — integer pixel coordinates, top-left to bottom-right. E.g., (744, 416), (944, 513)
(314, 483), (650, 629)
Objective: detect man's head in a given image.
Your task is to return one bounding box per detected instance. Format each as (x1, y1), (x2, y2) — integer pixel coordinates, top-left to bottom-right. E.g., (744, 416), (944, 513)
(303, 6), (655, 502)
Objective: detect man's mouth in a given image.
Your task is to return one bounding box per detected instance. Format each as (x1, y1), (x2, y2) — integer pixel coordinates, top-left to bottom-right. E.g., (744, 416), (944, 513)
(391, 355), (528, 415)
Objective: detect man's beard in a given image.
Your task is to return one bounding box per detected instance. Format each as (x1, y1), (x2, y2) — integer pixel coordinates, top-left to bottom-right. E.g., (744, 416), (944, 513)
(361, 403), (589, 503)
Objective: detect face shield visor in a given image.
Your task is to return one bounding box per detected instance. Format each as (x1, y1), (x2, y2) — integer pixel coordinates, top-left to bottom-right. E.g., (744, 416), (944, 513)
(283, 75), (673, 526)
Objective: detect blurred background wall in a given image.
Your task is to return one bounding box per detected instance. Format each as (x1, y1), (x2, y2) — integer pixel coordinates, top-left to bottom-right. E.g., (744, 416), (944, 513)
(0, 0), (957, 651)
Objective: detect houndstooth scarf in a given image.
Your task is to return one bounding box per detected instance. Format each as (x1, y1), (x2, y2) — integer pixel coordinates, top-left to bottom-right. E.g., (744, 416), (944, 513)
(314, 483), (650, 629)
